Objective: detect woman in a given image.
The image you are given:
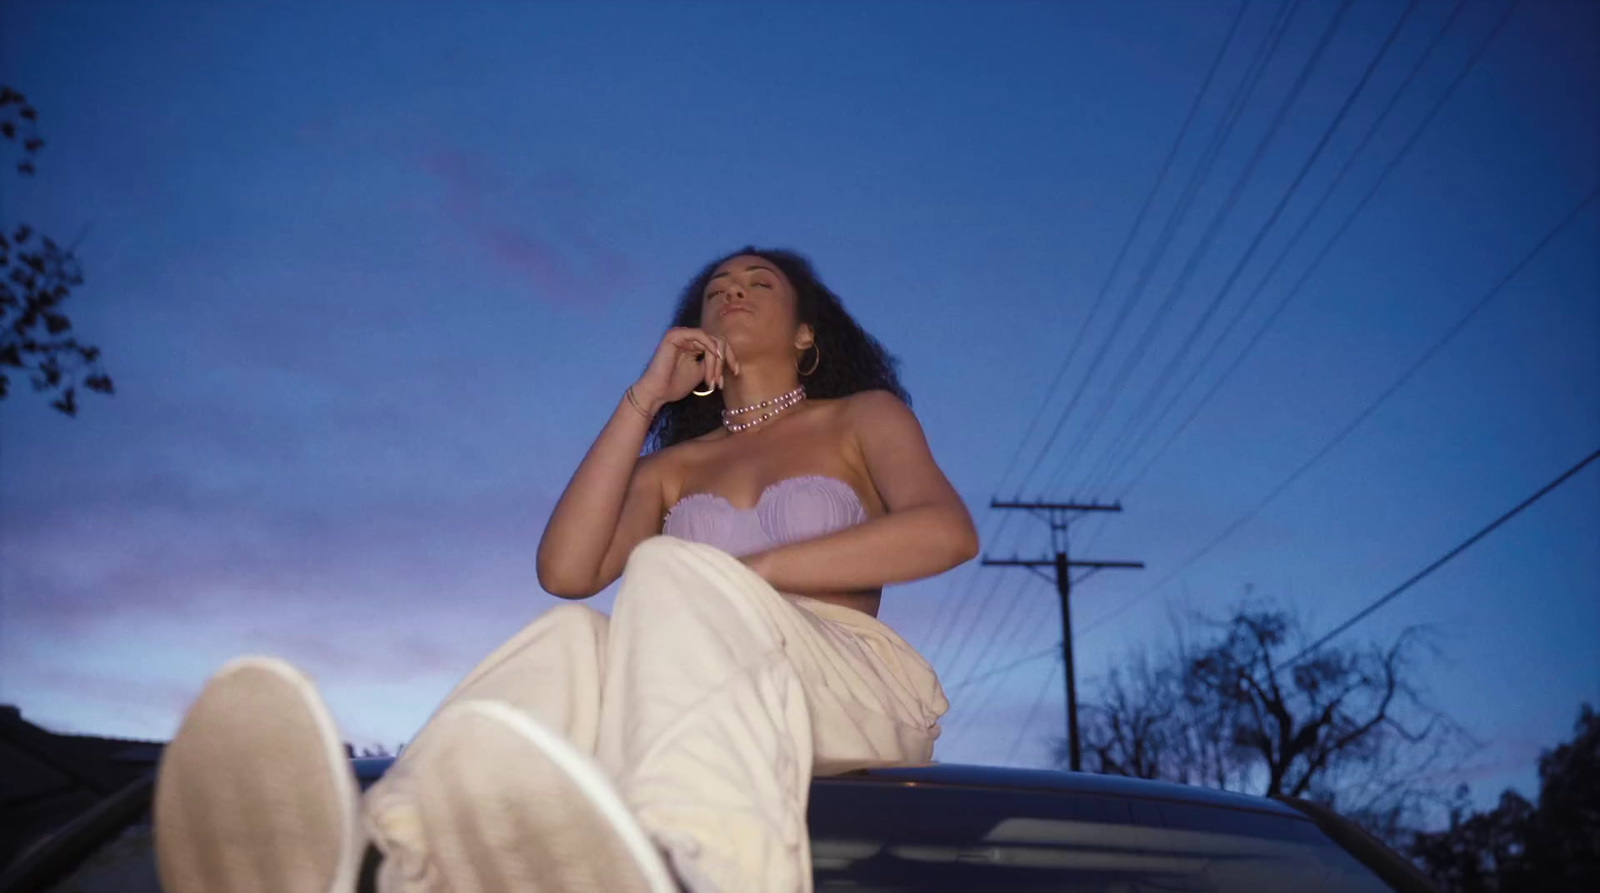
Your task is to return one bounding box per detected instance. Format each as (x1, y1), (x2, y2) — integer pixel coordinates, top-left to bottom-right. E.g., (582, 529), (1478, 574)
(152, 247), (977, 893)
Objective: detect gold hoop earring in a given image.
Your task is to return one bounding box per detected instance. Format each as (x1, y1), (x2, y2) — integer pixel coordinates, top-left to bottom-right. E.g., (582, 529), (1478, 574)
(797, 342), (820, 376)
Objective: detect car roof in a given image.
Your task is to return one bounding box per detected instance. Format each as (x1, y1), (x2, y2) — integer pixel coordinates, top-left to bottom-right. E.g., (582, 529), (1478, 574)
(349, 757), (1303, 818)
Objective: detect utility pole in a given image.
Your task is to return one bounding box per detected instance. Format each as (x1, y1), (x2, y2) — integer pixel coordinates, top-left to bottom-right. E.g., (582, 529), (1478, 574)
(982, 499), (1142, 771)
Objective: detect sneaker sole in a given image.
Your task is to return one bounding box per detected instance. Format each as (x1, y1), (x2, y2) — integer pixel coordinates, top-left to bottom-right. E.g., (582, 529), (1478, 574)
(411, 699), (677, 893)
(153, 656), (361, 893)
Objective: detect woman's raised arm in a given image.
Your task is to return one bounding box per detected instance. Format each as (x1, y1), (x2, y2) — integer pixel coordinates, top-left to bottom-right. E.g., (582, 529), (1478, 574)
(536, 328), (738, 598)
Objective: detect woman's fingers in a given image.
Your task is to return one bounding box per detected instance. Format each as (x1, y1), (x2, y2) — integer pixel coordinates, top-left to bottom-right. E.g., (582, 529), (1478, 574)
(712, 335), (735, 378)
(682, 334), (715, 367)
(701, 334), (725, 389)
(675, 329), (713, 355)
(672, 329), (739, 389)
(698, 343), (716, 390)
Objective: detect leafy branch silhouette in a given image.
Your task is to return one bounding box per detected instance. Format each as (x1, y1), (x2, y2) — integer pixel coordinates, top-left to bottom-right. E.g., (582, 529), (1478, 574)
(1, 85), (113, 416)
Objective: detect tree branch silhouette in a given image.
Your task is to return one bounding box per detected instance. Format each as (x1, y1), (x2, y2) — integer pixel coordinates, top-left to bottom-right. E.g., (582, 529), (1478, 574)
(1, 85), (113, 416)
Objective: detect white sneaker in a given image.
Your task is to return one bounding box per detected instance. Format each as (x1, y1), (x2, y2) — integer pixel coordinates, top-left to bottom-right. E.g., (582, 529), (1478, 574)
(153, 656), (362, 893)
(408, 699), (678, 893)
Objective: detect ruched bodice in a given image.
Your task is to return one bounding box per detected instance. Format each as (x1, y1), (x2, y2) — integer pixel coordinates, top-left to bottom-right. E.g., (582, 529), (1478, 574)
(661, 474), (868, 558)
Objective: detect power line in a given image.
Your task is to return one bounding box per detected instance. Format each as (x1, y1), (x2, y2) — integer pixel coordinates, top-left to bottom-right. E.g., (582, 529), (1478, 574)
(1080, 178), (1599, 639)
(1073, 0), (1422, 502)
(937, 571), (1050, 682)
(937, 571), (1073, 732)
(913, 1), (1255, 669)
(939, 0), (1541, 757)
(989, 0), (1252, 500)
(1071, 0), (1478, 565)
(940, 562), (1110, 751)
(1019, 0), (1303, 498)
(1043, 0), (1356, 499)
(944, 642), (1060, 695)
(1284, 445), (1600, 667)
(976, 501), (1144, 770)
(929, 2), (1298, 673)
(1001, 442), (1599, 767)
(1080, 0), (1479, 519)
(920, 530), (1020, 667)
(943, 561), (1107, 688)
(942, 558), (1142, 757)
(946, 0), (1515, 715)
(1089, 0), (1511, 509)
(943, 533), (1138, 722)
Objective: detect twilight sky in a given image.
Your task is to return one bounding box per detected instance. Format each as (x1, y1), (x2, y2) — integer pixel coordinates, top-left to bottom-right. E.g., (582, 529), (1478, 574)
(1, 0), (1595, 815)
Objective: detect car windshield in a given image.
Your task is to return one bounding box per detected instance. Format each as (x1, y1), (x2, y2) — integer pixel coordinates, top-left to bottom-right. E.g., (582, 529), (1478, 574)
(806, 778), (1400, 892)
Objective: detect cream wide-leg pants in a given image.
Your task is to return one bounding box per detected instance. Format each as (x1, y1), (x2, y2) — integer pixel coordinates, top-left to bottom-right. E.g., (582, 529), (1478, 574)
(362, 534), (950, 893)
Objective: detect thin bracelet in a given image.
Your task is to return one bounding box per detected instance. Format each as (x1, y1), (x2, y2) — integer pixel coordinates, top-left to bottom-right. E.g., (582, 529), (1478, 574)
(625, 385), (655, 420)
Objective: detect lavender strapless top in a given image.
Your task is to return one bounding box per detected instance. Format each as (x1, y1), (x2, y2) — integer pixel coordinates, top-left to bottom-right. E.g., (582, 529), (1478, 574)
(661, 474), (868, 558)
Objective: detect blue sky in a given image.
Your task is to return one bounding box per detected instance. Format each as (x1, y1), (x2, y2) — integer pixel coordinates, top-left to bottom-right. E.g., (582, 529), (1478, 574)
(1, 0), (1595, 815)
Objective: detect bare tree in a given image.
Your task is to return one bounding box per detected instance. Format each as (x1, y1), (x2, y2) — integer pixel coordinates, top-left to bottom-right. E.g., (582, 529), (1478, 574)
(1071, 648), (1241, 789)
(1057, 600), (1475, 845)
(1, 85), (113, 416)
(1074, 650), (1178, 781)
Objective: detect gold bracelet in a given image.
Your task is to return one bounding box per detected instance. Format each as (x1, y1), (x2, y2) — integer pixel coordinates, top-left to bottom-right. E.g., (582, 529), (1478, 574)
(625, 385), (655, 420)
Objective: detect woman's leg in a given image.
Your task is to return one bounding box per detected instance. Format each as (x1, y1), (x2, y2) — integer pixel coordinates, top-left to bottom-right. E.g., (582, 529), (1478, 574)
(783, 593), (950, 777)
(401, 699), (680, 893)
(362, 602), (610, 893)
(599, 535), (949, 893)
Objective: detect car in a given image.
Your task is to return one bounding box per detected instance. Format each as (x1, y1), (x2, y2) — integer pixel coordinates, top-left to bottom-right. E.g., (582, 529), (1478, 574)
(0, 757), (1437, 892)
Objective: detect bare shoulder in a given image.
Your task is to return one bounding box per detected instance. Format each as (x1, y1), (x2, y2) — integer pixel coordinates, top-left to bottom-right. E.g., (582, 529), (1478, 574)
(645, 435), (715, 503)
(839, 389), (968, 523)
(840, 389), (917, 431)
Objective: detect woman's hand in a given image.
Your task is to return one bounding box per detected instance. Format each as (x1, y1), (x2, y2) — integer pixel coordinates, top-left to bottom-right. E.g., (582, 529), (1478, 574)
(631, 327), (742, 409)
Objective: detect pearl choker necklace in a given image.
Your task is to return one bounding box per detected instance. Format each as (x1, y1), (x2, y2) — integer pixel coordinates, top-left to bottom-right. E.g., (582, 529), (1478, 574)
(721, 385), (806, 433)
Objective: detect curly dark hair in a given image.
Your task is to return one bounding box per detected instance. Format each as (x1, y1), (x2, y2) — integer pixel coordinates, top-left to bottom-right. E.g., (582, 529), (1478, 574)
(645, 246), (911, 452)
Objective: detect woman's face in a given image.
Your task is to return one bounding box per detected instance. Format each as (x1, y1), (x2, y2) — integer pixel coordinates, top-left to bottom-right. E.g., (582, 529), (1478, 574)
(699, 254), (812, 354)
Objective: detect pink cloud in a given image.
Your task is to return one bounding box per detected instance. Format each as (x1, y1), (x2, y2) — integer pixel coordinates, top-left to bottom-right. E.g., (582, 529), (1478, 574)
(0, 485), (554, 649)
(1, 489), (565, 741)
(419, 147), (632, 305)
(481, 222), (574, 289)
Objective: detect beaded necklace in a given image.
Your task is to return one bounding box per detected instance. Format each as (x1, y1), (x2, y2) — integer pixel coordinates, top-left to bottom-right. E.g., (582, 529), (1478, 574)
(720, 385), (806, 433)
